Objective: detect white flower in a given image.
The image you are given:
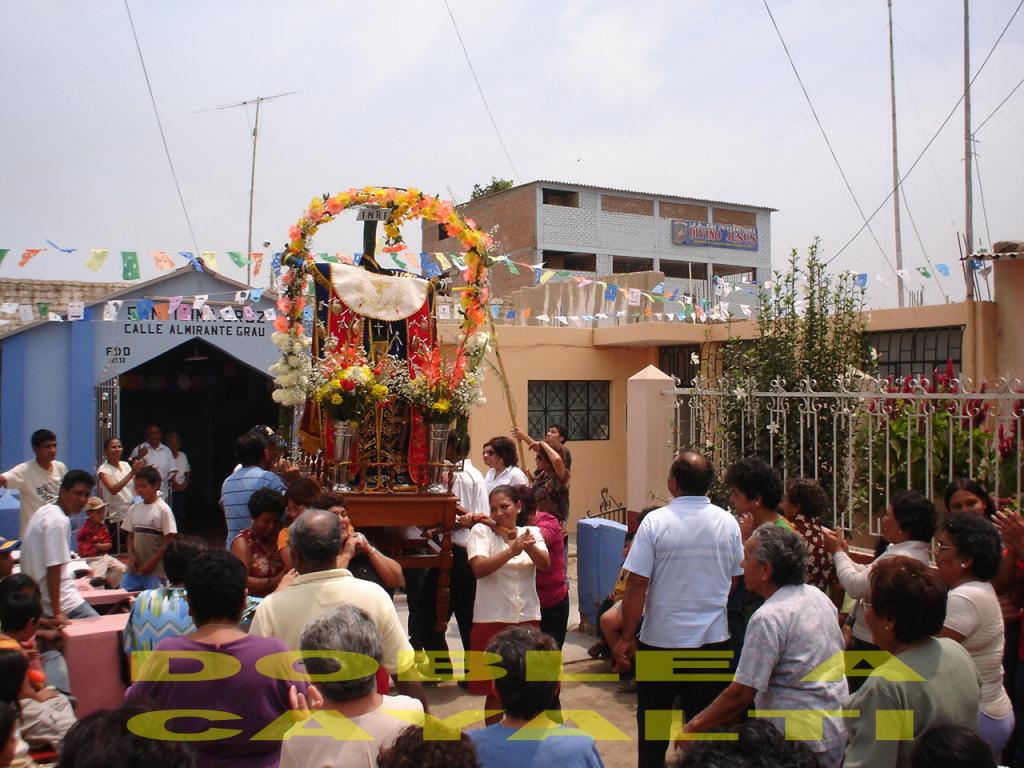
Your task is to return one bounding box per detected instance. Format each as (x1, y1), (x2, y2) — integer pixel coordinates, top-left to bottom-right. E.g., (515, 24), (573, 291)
(465, 332), (491, 356)
(734, 386), (748, 399)
(690, 352), (700, 365)
(767, 421), (780, 435)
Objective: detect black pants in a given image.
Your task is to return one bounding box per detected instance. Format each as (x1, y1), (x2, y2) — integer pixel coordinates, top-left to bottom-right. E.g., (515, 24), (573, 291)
(635, 638), (734, 768)
(540, 594), (571, 649)
(415, 546), (476, 658)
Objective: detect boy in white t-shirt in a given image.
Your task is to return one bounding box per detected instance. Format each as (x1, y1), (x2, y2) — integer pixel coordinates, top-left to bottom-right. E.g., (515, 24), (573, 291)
(0, 428), (68, 536)
(121, 466), (177, 592)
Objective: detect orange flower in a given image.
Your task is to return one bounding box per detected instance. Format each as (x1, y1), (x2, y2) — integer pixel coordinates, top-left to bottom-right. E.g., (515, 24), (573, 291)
(289, 225), (301, 241)
(274, 316), (289, 332)
(325, 196), (344, 214)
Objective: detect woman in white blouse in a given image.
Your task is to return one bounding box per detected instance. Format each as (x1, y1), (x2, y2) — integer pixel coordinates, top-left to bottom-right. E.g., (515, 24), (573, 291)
(934, 512), (1014, 759)
(481, 436), (529, 492)
(822, 489), (936, 687)
(467, 483), (550, 721)
(96, 437), (144, 524)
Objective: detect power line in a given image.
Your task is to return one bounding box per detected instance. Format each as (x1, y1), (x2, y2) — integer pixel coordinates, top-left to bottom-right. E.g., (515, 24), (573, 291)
(762, 0), (896, 275)
(123, 0), (200, 258)
(442, 0), (519, 180)
(976, 73), (1024, 133)
(973, 140), (994, 250)
(827, 0), (1024, 265)
(899, 185), (948, 301)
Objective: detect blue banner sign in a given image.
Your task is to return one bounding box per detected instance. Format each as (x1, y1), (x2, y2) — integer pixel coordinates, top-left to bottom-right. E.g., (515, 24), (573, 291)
(672, 220), (759, 251)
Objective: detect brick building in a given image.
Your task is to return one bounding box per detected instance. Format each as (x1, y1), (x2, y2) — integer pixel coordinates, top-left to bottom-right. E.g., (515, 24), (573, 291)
(421, 180), (774, 307)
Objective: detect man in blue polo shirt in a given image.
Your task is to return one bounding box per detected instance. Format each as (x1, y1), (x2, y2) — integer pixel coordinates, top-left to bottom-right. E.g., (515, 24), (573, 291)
(220, 431), (286, 547)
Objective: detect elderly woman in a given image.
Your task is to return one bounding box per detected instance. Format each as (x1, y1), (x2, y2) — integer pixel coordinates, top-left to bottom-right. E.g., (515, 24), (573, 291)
(682, 524), (848, 768)
(782, 477), (842, 602)
(481, 436), (529, 492)
(823, 490), (936, 668)
(311, 491), (403, 591)
(845, 557), (981, 768)
(279, 605), (423, 768)
(933, 512), (1014, 758)
(127, 550), (301, 768)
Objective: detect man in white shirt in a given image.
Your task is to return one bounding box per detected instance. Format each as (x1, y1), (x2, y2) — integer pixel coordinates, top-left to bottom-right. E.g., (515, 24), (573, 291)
(0, 428), (68, 536)
(130, 424), (175, 499)
(20, 469), (99, 623)
(615, 451), (743, 768)
(416, 433), (490, 664)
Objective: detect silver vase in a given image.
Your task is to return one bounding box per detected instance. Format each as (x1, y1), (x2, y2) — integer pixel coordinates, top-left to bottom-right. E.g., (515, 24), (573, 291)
(425, 422), (451, 493)
(333, 421), (357, 493)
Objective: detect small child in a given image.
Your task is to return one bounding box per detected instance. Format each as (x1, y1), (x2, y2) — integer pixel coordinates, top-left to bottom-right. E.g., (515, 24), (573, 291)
(76, 497), (126, 589)
(120, 467), (177, 592)
(0, 592), (76, 754)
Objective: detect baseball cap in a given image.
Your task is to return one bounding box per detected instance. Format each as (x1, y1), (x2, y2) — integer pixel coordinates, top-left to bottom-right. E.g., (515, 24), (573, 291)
(84, 496), (108, 513)
(0, 535), (19, 553)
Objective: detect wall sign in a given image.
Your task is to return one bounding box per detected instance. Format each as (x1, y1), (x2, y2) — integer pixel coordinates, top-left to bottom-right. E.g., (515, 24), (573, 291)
(672, 220), (759, 251)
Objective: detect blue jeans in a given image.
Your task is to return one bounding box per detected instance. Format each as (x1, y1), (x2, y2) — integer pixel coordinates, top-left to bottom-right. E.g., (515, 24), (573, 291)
(122, 572), (163, 591)
(66, 601), (99, 620)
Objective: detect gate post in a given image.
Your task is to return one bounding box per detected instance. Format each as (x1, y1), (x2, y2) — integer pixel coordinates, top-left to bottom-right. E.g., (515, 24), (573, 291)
(626, 365), (676, 523)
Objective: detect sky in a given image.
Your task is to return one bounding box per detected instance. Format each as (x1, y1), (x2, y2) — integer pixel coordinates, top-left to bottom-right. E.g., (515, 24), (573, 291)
(0, 0), (1021, 309)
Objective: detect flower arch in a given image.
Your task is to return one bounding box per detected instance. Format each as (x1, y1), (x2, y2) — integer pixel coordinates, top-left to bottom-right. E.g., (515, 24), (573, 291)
(271, 186), (493, 407)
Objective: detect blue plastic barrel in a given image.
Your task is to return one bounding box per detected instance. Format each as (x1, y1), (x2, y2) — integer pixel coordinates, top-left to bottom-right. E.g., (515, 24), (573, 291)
(576, 517), (627, 627)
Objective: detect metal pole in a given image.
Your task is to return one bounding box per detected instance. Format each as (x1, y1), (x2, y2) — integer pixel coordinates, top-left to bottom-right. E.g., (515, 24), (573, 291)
(963, 0), (975, 300)
(246, 97), (261, 287)
(888, 0), (905, 308)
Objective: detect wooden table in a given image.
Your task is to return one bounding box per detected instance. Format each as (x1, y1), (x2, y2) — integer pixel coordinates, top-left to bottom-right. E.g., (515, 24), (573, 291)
(342, 493), (457, 632)
(61, 613), (129, 717)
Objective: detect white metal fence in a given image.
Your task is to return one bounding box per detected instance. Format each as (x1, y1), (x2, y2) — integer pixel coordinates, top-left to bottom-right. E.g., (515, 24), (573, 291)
(673, 375), (1023, 535)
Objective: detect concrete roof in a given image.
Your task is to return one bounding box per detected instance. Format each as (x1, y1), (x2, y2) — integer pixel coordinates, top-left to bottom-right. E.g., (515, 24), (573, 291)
(469, 179), (777, 212)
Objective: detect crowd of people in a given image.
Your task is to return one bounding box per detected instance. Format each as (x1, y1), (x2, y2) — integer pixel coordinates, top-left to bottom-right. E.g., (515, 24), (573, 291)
(1, 421), (1023, 768)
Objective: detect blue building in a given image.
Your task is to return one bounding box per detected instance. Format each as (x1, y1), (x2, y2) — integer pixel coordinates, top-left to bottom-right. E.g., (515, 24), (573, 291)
(0, 266), (281, 529)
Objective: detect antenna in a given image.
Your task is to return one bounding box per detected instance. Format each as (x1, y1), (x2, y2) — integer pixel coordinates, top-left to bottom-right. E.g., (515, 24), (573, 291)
(195, 91), (297, 286)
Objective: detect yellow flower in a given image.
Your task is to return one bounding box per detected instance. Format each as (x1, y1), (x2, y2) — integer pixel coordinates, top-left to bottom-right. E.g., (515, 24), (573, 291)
(371, 384), (389, 400)
(331, 394), (343, 405)
(433, 399), (451, 414)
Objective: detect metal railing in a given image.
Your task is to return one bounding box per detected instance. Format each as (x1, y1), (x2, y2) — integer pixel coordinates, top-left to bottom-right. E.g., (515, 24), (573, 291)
(672, 375), (1023, 535)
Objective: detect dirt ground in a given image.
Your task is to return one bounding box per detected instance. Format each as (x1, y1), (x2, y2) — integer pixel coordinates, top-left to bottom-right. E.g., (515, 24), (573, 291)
(394, 541), (642, 768)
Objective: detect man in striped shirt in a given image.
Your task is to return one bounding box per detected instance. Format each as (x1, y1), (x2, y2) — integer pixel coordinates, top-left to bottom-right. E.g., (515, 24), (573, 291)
(220, 431), (286, 548)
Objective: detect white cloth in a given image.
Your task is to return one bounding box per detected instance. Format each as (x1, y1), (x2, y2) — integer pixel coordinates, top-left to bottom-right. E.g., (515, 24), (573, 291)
(452, 458), (489, 548)
(733, 584), (849, 760)
(484, 465), (529, 493)
(20, 503), (85, 615)
(279, 694), (424, 768)
(329, 262), (429, 321)
(467, 523), (547, 623)
(944, 580), (1013, 719)
(96, 460), (135, 521)
(130, 442), (175, 497)
(2, 459), (67, 535)
(623, 495), (743, 648)
(833, 540), (932, 643)
(249, 568), (414, 675)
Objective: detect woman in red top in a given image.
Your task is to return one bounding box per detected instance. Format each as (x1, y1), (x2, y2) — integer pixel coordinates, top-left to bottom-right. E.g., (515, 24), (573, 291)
(521, 485), (570, 648)
(230, 488), (286, 597)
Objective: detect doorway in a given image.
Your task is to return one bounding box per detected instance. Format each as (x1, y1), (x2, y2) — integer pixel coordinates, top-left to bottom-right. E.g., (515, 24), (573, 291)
(118, 339), (278, 543)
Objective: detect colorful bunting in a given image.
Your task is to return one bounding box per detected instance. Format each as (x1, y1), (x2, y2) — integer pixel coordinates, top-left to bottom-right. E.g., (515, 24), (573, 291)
(228, 251), (248, 268)
(916, 266), (932, 278)
(242, 305), (258, 322)
(19, 249), (44, 267)
(85, 249), (109, 271)
(854, 273), (868, 289)
(193, 294), (208, 312)
(201, 305), (216, 321)
(35, 302), (49, 318)
(168, 296), (182, 315)
(605, 284), (619, 301)
(179, 252), (203, 273)
(234, 290), (250, 303)
(121, 251), (141, 280)
(219, 306), (237, 321)
(252, 253), (265, 275)
(0, 249), (7, 267)
(152, 250), (175, 271)
(67, 301), (84, 321)
(18, 305), (34, 322)
(201, 251), (219, 271)
(936, 263), (951, 277)
(176, 302), (192, 321)
(153, 303), (170, 321)
(250, 288), (265, 302)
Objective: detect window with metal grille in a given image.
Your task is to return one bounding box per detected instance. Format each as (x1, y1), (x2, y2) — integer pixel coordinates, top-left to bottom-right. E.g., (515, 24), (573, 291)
(527, 380), (610, 441)
(866, 326), (964, 380)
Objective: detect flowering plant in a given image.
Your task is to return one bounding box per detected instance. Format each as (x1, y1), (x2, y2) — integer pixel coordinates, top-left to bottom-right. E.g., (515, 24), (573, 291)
(395, 346), (487, 424)
(311, 344), (399, 424)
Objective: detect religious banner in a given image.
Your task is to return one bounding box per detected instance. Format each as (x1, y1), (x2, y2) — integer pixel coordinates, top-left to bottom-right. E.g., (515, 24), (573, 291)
(671, 220), (758, 251)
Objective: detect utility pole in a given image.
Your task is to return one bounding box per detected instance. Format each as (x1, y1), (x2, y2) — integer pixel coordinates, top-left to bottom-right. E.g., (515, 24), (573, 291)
(887, 0), (905, 308)
(963, 0), (975, 301)
(195, 91), (296, 286)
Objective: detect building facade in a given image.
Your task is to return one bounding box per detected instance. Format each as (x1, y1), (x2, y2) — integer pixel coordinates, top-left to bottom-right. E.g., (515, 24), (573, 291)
(422, 180), (774, 310)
